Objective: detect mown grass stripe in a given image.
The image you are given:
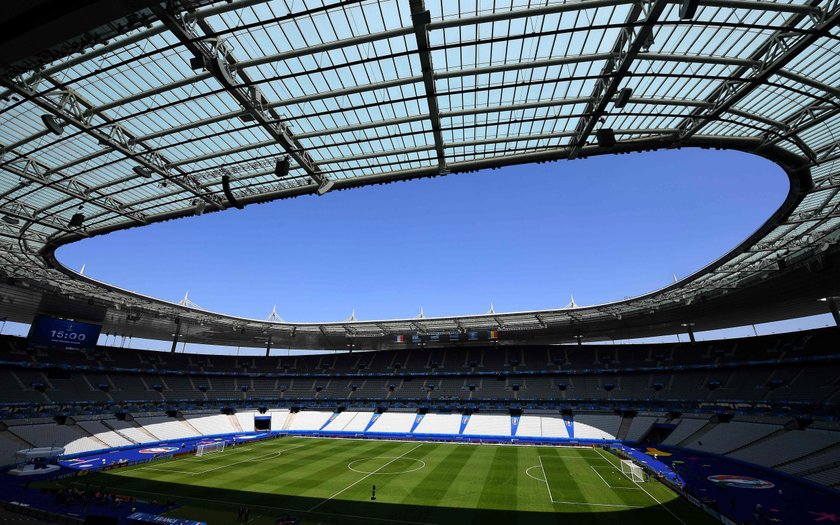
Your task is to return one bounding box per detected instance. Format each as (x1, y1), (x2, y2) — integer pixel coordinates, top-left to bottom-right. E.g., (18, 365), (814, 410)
(56, 438), (719, 525)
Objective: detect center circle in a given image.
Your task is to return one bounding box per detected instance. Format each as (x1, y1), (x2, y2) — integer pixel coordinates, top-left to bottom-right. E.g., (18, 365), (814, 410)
(347, 457), (426, 475)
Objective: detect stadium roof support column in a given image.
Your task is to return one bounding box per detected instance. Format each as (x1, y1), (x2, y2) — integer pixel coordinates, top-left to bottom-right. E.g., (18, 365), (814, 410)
(568, 0), (669, 159)
(409, 0), (447, 174)
(682, 322), (696, 344)
(151, 5), (333, 195)
(170, 319), (181, 354)
(828, 298), (840, 328)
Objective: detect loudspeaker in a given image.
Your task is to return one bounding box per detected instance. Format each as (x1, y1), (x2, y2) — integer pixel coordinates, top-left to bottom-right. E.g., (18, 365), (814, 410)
(69, 213), (85, 228)
(614, 88), (632, 108)
(274, 157), (290, 178)
(596, 128), (616, 147)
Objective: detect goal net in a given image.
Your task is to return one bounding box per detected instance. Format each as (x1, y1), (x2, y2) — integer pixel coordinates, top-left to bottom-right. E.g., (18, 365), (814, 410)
(196, 441), (225, 457)
(620, 459), (645, 483)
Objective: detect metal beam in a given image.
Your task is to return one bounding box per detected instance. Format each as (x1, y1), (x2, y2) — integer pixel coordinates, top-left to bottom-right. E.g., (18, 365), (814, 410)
(568, 0), (669, 159)
(430, 0), (820, 31)
(409, 0), (447, 173)
(151, 6), (329, 193)
(676, 1), (840, 143)
(0, 77), (223, 216)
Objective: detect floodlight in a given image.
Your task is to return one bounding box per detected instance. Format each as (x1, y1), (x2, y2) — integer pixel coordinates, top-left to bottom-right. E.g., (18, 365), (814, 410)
(2, 215), (20, 225)
(274, 156), (290, 178)
(41, 114), (65, 136)
(132, 166), (153, 178)
(614, 88), (632, 108)
(316, 178), (335, 196)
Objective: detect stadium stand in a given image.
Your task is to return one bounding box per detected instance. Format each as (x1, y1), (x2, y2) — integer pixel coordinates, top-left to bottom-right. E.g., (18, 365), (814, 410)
(623, 415), (659, 442)
(462, 414), (511, 436)
(514, 415), (544, 438)
(661, 418), (711, 446)
(413, 413), (461, 435)
(234, 410), (255, 432)
(133, 416), (199, 441)
(75, 419), (133, 448)
(574, 415), (621, 440)
(731, 428), (840, 468)
(0, 329), (838, 493)
(185, 414), (239, 435)
(680, 421), (779, 454)
(0, 2), (838, 523)
(286, 411), (332, 431)
(366, 412), (416, 434)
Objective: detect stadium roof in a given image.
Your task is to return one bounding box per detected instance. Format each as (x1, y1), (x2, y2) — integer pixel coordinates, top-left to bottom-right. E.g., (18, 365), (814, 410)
(0, 0), (839, 349)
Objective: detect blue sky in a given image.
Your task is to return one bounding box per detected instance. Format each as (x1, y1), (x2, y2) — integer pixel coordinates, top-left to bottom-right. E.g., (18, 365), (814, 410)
(27, 147), (830, 352)
(60, 147), (785, 321)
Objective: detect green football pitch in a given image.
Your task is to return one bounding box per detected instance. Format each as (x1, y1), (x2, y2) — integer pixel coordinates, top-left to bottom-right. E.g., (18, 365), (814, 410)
(62, 437), (716, 525)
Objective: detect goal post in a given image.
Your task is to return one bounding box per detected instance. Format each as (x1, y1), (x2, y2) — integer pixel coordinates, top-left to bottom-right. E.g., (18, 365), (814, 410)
(195, 441), (225, 457)
(620, 459), (645, 483)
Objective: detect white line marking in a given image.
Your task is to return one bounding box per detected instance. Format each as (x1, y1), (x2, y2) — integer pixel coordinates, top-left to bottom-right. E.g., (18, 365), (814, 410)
(136, 466), (198, 475)
(590, 465), (639, 490)
(185, 445), (251, 461)
(347, 457), (426, 475)
(195, 445), (303, 475)
(590, 464), (612, 488)
(537, 456), (555, 503)
(552, 500), (643, 508)
(594, 447), (686, 524)
(308, 443), (423, 512)
(524, 465), (546, 482)
(138, 445), (303, 476)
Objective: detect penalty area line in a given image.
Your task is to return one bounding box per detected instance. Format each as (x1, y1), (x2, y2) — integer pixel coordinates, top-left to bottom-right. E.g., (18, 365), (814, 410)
(193, 445), (304, 475)
(537, 456), (555, 504)
(594, 447), (687, 525)
(552, 500), (643, 508)
(590, 465), (641, 490)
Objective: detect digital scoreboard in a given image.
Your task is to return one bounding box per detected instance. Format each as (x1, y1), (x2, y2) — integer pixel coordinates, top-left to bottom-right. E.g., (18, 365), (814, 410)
(27, 315), (102, 351)
(254, 415), (271, 431)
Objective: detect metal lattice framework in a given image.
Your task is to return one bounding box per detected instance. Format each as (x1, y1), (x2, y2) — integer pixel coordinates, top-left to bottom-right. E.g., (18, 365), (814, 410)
(0, 0), (839, 348)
